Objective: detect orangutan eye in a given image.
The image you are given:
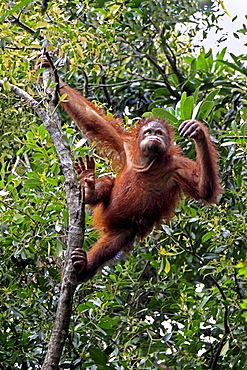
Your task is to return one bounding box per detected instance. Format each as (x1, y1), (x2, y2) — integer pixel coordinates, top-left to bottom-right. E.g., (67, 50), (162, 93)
(156, 130), (163, 136)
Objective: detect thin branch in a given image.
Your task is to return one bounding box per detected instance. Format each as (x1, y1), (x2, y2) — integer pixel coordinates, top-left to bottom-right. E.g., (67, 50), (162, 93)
(45, 51), (60, 105)
(82, 70), (89, 96)
(8, 14), (44, 40)
(121, 37), (180, 99)
(39, 64), (85, 370)
(23, 153), (32, 172)
(161, 40), (185, 84)
(0, 79), (46, 120)
(101, 74), (112, 107)
(154, 22), (185, 84)
(12, 156), (21, 177)
(88, 77), (163, 88)
(138, 53), (180, 99)
(233, 262), (243, 300)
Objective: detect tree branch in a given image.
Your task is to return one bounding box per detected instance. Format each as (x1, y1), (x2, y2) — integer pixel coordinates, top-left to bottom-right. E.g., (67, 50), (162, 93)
(88, 77), (164, 88)
(8, 14), (44, 40)
(138, 52), (180, 99)
(1, 61), (85, 370)
(154, 23), (185, 85)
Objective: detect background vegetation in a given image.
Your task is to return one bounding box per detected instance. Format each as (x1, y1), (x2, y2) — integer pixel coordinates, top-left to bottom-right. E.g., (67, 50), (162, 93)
(0, 0), (247, 369)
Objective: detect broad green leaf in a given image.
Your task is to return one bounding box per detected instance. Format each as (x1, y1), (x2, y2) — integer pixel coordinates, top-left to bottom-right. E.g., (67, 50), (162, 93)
(32, 215), (45, 223)
(21, 249), (31, 260)
(197, 55), (208, 72)
(242, 106), (247, 120)
(24, 178), (42, 188)
(217, 59), (247, 76)
(55, 240), (65, 257)
(26, 131), (34, 141)
(151, 108), (178, 124)
(180, 96), (194, 120)
(193, 86), (200, 105)
(196, 101), (214, 120)
(13, 215), (26, 224)
(205, 89), (220, 102)
(89, 347), (108, 366)
(240, 299), (247, 309)
(180, 91), (187, 111)
(192, 100), (204, 119)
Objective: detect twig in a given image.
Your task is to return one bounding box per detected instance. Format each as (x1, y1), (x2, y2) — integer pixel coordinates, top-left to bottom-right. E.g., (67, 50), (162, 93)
(44, 51), (60, 105)
(8, 14), (44, 40)
(142, 53), (180, 99)
(23, 153), (32, 172)
(153, 22), (185, 85)
(88, 77), (163, 88)
(82, 70), (89, 96)
(101, 74), (112, 107)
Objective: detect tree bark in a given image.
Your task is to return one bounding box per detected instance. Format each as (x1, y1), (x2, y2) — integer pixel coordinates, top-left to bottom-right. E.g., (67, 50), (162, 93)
(1, 62), (85, 370)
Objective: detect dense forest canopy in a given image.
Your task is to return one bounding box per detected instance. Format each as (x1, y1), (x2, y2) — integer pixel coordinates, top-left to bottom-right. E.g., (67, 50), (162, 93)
(0, 0), (247, 369)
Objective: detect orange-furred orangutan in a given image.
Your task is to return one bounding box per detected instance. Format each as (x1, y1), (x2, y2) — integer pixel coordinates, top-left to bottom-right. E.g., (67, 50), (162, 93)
(58, 81), (221, 282)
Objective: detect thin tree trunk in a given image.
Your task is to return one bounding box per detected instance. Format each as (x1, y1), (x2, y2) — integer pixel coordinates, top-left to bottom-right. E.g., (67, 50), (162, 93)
(1, 60), (85, 370)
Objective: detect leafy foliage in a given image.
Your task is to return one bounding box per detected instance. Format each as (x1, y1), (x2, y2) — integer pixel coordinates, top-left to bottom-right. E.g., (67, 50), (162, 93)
(0, 0), (247, 369)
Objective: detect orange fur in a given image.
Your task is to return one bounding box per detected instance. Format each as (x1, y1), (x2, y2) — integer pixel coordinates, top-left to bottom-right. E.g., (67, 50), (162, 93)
(60, 81), (221, 282)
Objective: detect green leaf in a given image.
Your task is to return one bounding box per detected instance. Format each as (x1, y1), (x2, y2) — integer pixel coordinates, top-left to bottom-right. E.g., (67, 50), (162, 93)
(54, 240), (65, 257)
(59, 93), (68, 102)
(24, 178), (42, 188)
(26, 131), (34, 141)
(198, 296), (211, 310)
(220, 340), (229, 356)
(217, 60), (247, 76)
(164, 258), (171, 274)
(180, 91), (187, 110)
(240, 299), (247, 309)
(76, 302), (94, 312)
(196, 101), (214, 120)
(151, 108), (178, 124)
(21, 249), (31, 260)
(1, 0), (33, 21)
(241, 121), (247, 136)
(193, 86), (200, 105)
(197, 55), (208, 72)
(205, 89), (220, 102)
(99, 317), (116, 329)
(32, 215), (45, 223)
(3, 80), (11, 91)
(193, 89), (220, 121)
(158, 257), (164, 274)
(13, 215), (26, 224)
(180, 96), (194, 120)
(89, 347), (108, 366)
(202, 231), (214, 243)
